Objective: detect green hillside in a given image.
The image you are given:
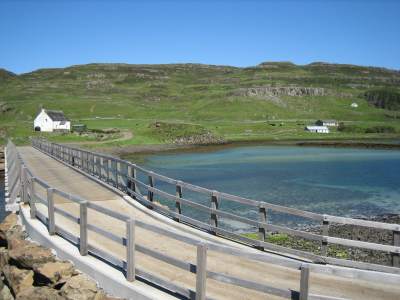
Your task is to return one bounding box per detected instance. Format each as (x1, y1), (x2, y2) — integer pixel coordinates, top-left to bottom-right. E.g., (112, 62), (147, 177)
(1, 62), (400, 146)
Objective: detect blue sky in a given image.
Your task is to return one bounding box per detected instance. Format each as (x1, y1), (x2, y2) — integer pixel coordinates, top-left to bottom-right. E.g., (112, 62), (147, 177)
(0, 0), (399, 74)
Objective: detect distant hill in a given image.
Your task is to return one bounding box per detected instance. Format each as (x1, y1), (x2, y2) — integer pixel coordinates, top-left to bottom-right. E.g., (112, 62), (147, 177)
(1, 61), (399, 145)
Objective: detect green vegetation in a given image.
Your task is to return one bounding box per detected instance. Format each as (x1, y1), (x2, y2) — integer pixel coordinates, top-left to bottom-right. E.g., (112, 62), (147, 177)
(364, 89), (400, 111)
(242, 232), (349, 259)
(1, 62), (400, 146)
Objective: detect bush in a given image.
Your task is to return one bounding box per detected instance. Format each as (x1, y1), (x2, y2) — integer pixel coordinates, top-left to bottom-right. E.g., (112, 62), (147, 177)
(365, 126), (396, 134)
(337, 123), (364, 133)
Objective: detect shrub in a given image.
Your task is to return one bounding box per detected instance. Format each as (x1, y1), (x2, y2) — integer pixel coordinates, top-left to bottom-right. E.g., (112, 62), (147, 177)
(364, 89), (400, 111)
(365, 126), (396, 134)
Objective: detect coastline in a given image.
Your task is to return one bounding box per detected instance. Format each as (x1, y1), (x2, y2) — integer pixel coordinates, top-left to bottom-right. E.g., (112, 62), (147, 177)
(87, 138), (400, 163)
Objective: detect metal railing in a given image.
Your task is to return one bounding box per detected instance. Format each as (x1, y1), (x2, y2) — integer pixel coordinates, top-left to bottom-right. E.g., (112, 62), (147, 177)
(30, 138), (400, 272)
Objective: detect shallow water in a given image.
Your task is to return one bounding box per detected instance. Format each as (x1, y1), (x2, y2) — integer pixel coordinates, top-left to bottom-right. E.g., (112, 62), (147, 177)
(141, 146), (400, 230)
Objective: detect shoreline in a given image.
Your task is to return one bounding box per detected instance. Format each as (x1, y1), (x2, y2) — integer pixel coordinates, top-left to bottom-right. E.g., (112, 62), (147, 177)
(89, 138), (400, 161)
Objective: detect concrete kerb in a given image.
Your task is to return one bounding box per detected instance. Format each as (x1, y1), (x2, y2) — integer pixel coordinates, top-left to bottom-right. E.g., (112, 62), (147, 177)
(19, 204), (176, 300)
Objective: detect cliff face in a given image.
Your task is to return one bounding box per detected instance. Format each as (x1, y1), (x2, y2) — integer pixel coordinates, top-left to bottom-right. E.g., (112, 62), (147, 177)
(0, 214), (122, 300)
(238, 86), (327, 97)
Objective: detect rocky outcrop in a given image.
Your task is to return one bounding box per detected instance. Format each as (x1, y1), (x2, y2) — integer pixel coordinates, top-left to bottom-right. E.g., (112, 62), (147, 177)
(0, 213), (124, 300)
(174, 132), (226, 145)
(237, 86), (326, 98)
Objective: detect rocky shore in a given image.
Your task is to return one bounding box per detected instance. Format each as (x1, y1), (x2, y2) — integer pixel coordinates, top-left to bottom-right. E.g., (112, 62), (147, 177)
(284, 214), (399, 265)
(0, 214), (123, 300)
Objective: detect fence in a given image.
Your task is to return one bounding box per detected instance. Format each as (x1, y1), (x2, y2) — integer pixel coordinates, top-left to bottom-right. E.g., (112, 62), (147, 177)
(6, 139), (400, 299)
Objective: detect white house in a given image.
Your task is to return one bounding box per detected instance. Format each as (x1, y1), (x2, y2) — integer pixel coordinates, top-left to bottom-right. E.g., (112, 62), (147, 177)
(305, 126), (330, 133)
(34, 109), (71, 132)
(316, 119), (338, 127)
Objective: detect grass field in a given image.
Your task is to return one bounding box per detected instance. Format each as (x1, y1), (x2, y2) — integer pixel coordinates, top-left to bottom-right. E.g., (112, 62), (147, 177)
(1, 61), (399, 146)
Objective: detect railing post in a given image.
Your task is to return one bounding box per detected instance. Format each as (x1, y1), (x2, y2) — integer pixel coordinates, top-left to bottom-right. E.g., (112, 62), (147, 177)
(393, 230), (400, 267)
(133, 166), (139, 195)
(258, 204), (267, 245)
(116, 161), (120, 189)
(196, 242), (207, 300)
(30, 177), (37, 219)
(321, 215), (329, 256)
(106, 159), (110, 183)
(21, 166), (27, 204)
(174, 181), (183, 222)
(127, 165), (133, 196)
(148, 173), (154, 202)
(79, 201), (88, 256)
(126, 218), (136, 281)
(300, 264), (310, 300)
(47, 188), (55, 235)
(210, 191), (219, 235)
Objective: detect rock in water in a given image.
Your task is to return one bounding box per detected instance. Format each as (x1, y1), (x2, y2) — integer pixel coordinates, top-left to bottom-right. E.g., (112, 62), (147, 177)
(2, 265), (34, 296)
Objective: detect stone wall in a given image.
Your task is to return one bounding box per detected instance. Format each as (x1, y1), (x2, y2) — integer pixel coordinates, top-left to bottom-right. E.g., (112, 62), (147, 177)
(0, 214), (123, 300)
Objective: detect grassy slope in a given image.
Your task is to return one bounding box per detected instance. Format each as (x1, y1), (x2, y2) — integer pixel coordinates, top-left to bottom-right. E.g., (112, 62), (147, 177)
(0, 62), (399, 146)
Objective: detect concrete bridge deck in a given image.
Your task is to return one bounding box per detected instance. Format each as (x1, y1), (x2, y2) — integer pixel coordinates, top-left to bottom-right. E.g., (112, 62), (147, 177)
(17, 146), (400, 300)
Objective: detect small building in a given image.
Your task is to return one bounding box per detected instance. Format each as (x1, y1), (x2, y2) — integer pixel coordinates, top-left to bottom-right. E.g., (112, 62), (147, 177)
(351, 103), (358, 108)
(72, 124), (87, 133)
(34, 109), (71, 132)
(315, 119), (338, 127)
(305, 126), (330, 133)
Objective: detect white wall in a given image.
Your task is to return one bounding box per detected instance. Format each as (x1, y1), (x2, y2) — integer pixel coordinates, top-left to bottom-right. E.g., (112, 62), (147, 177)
(53, 121), (71, 131)
(33, 110), (71, 132)
(34, 110), (54, 132)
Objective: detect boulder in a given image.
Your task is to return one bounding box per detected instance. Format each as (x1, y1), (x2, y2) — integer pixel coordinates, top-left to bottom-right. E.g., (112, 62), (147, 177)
(60, 274), (104, 300)
(2, 265), (34, 296)
(8, 242), (56, 269)
(33, 261), (76, 284)
(6, 226), (27, 249)
(0, 283), (14, 300)
(0, 247), (9, 268)
(16, 286), (60, 300)
(0, 214), (19, 247)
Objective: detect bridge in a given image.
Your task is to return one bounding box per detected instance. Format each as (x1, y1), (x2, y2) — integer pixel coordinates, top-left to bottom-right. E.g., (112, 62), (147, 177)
(4, 138), (400, 300)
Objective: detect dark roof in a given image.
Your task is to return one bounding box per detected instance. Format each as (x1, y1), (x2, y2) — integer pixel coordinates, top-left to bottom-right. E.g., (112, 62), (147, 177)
(45, 110), (68, 121)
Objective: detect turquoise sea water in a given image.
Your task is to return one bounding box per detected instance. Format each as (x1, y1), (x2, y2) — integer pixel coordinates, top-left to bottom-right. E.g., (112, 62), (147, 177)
(142, 146), (400, 230)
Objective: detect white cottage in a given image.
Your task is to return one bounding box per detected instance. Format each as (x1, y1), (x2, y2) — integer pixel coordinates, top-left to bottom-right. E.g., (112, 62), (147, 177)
(34, 109), (71, 132)
(316, 120), (338, 127)
(305, 126), (330, 133)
